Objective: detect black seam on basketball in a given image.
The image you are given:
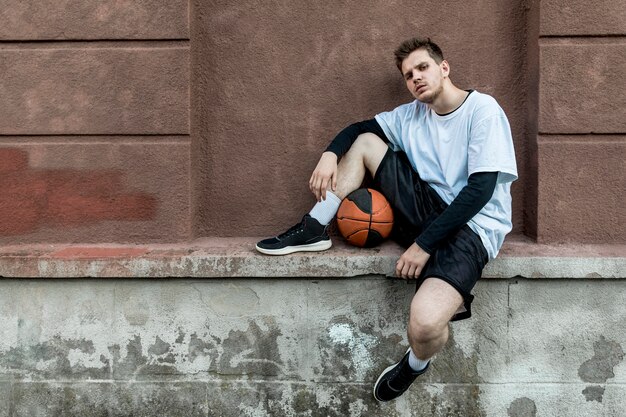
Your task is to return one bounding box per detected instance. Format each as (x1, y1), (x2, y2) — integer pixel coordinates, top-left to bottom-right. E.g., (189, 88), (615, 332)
(338, 215), (392, 223)
(371, 202), (391, 216)
(367, 189), (373, 235)
(346, 229), (370, 239)
(336, 216), (378, 221)
(339, 188), (393, 246)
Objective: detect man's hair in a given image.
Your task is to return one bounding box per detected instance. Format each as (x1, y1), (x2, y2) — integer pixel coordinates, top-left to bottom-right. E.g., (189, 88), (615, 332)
(394, 37), (444, 71)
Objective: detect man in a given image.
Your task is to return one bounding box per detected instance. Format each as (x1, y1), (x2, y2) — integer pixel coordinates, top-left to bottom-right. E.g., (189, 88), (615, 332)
(256, 37), (517, 402)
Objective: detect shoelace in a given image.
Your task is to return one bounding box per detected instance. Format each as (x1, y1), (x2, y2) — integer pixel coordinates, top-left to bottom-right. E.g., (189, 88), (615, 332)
(388, 359), (419, 391)
(278, 221), (305, 239)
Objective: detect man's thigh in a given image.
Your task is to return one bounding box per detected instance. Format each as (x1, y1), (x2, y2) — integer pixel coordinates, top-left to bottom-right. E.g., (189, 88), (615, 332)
(410, 277), (464, 328)
(352, 132), (389, 176)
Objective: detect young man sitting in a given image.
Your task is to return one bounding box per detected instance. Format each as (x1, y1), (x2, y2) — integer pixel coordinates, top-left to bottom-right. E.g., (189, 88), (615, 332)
(256, 37), (517, 402)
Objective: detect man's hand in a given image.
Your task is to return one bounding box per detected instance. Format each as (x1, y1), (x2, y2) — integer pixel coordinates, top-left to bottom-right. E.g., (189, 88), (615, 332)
(396, 243), (431, 279)
(309, 152), (338, 202)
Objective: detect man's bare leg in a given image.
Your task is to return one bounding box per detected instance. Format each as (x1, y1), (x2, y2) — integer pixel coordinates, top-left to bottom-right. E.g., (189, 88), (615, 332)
(408, 278), (464, 360)
(333, 133), (388, 199)
(374, 278), (464, 402)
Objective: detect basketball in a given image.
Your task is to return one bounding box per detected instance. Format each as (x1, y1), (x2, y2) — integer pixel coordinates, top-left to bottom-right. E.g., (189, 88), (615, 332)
(336, 188), (394, 247)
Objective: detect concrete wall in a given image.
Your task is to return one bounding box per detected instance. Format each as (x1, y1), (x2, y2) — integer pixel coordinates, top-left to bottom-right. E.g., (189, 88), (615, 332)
(0, 277), (624, 416)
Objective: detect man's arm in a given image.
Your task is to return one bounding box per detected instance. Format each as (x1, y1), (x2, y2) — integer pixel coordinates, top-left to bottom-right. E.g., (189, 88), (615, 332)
(396, 171), (498, 278)
(324, 119), (390, 157)
(416, 171), (498, 253)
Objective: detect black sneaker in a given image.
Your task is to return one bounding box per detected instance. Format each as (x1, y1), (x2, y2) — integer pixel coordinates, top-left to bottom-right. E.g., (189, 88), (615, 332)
(373, 349), (429, 402)
(255, 215), (332, 255)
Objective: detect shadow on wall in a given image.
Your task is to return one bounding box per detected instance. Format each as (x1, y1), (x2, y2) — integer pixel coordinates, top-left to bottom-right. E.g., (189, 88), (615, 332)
(0, 148), (157, 236)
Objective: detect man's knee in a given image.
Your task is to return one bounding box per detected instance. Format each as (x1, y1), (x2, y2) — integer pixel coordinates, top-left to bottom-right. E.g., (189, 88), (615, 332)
(349, 133), (388, 174)
(408, 314), (447, 345)
(408, 279), (463, 345)
(352, 132), (387, 153)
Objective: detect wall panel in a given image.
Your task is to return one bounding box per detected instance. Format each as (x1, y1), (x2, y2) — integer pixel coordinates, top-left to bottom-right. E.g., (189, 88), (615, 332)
(540, 0), (626, 36)
(539, 41), (626, 134)
(0, 1), (189, 40)
(0, 141), (190, 243)
(0, 47), (189, 135)
(537, 137), (625, 242)
(191, 0), (530, 236)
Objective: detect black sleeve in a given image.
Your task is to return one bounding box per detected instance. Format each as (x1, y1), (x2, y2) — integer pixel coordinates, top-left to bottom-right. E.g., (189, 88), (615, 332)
(324, 119), (390, 157)
(415, 171), (498, 254)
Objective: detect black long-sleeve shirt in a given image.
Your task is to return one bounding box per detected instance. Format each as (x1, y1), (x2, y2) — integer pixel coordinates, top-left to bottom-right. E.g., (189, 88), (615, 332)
(324, 118), (497, 253)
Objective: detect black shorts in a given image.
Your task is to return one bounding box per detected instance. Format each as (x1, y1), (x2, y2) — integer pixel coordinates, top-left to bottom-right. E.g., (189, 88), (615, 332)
(372, 148), (489, 321)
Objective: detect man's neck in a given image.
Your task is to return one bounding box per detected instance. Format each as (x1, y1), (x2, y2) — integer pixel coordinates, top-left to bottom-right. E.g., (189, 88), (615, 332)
(428, 82), (469, 115)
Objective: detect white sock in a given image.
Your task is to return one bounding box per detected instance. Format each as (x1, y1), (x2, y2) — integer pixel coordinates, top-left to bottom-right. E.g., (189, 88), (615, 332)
(408, 348), (430, 372)
(308, 191), (341, 225)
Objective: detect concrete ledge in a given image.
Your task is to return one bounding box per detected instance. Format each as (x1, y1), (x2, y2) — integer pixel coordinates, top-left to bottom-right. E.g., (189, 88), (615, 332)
(0, 237), (624, 278)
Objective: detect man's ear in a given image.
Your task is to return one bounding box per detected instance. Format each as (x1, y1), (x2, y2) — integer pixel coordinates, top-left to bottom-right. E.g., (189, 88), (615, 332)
(440, 60), (450, 78)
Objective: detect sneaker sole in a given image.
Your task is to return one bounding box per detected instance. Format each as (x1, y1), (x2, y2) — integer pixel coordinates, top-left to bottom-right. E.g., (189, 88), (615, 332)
(255, 240), (332, 256)
(373, 362), (399, 402)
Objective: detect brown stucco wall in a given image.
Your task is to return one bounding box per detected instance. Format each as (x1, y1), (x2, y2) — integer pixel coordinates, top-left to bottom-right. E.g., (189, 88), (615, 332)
(191, 0), (530, 237)
(0, 1), (189, 40)
(536, 0), (626, 243)
(1, 1), (623, 244)
(0, 1), (190, 244)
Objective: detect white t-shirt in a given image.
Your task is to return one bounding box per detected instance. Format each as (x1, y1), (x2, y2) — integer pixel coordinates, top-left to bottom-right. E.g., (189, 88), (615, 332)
(374, 91), (518, 259)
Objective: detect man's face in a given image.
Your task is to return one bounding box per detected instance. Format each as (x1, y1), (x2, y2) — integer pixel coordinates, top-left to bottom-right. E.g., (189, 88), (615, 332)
(400, 49), (449, 103)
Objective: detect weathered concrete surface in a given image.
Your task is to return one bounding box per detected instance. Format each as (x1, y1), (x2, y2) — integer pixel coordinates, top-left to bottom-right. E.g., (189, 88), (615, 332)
(0, 0), (189, 40)
(0, 238), (624, 278)
(0, 382), (9, 417)
(0, 278), (624, 416)
(11, 382), (207, 417)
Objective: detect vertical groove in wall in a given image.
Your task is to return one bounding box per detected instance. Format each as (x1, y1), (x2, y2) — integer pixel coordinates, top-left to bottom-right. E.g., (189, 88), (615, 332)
(189, 0), (204, 238)
(523, 0), (541, 240)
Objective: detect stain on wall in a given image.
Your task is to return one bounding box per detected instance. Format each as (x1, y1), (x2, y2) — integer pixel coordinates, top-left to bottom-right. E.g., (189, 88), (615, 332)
(578, 335), (624, 383)
(410, 327), (486, 416)
(582, 385), (605, 403)
(218, 318), (284, 377)
(577, 336), (624, 404)
(11, 382), (208, 417)
(2, 278), (625, 415)
(507, 397), (537, 417)
(315, 317), (487, 415)
(0, 148), (157, 236)
(317, 315), (403, 382)
(0, 334), (110, 380)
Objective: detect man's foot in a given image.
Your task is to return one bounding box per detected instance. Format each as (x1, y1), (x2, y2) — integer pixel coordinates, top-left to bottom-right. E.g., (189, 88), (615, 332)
(373, 349), (429, 402)
(255, 215), (332, 255)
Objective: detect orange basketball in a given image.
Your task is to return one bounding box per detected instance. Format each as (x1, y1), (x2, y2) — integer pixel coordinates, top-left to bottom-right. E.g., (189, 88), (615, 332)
(336, 188), (394, 247)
